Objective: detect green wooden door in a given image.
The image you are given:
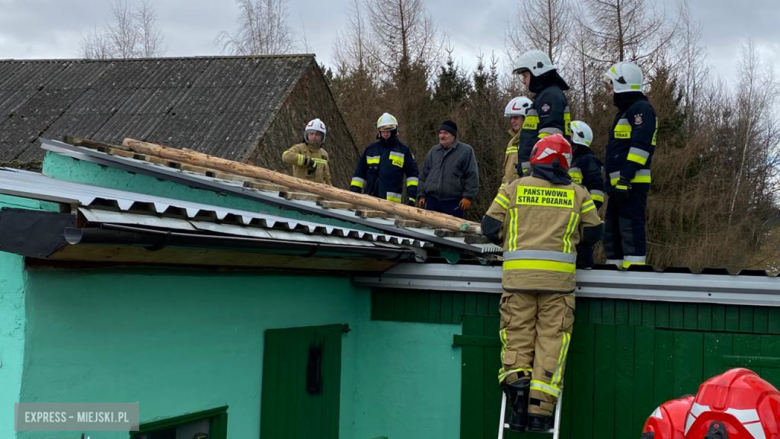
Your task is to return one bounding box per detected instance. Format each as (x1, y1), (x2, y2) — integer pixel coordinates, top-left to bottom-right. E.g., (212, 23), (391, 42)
(456, 314), (780, 439)
(260, 324), (348, 439)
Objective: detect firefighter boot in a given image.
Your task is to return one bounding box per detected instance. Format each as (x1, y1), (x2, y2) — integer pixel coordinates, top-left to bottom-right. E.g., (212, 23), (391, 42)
(502, 378), (530, 432)
(528, 413), (555, 432)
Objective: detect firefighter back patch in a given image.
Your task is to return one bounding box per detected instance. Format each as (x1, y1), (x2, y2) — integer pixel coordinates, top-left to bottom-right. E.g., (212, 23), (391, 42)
(516, 186), (574, 208)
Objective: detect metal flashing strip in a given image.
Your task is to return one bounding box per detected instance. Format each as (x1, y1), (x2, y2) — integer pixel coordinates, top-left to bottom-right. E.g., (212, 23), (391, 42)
(39, 138), (489, 254)
(79, 208), (384, 247)
(353, 263), (780, 307)
(0, 166), (423, 248)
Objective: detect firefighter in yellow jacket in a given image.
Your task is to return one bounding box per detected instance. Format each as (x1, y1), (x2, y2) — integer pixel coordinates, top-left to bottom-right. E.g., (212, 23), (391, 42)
(281, 118), (332, 185)
(481, 134), (603, 433)
(501, 96), (534, 190)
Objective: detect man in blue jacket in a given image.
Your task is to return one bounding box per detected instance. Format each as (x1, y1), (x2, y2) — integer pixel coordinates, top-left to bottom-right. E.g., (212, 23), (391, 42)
(418, 120), (479, 218)
(350, 113), (420, 205)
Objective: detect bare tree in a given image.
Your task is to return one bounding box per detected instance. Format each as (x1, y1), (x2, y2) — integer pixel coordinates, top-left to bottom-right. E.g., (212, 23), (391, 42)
(675, 0), (709, 134)
(334, 0), (375, 72)
(567, 6), (601, 119)
(363, 0), (440, 74)
(81, 0), (165, 59)
(107, 0), (140, 58)
(81, 26), (112, 60)
(135, 0), (165, 57)
(215, 0), (294, 55)
(728, 40), (780, 225)
(577, 0), (676, 64)
(506, 0), (571, 66)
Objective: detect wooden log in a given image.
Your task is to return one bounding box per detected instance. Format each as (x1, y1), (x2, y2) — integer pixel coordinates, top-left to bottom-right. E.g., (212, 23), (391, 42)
(180, 163), (217, 176)
(243, 181), (287, 192)
(107, 149), (135, 159)
(395, 219), (424, 228)
(355, 209), (388, 219)
(122, 138), (480, 233)
(318, 200), (354, 210)
(280, 191), (322, 202)
(64, 136), (130, 151)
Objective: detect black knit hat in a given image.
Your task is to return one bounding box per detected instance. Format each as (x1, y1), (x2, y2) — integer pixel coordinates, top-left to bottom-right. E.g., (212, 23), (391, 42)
(439, 120), (458, 137)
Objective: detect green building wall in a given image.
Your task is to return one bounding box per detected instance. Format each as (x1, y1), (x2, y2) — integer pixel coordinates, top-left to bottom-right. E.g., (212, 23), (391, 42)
(0, 251), (25, 437)
(15, 267), (462, 439)
(0, 195), (59, 437)
(371, 288), (780, 439)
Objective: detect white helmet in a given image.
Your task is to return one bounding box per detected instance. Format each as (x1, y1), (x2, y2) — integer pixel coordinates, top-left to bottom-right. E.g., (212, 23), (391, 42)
(605, 61), (644, 94)
(569, 120), (593, 147)
(377, 112), (398, 131)
(504, 96), (533, 117)
(304, 118), (327, 145)
(513, 50), (556, 77)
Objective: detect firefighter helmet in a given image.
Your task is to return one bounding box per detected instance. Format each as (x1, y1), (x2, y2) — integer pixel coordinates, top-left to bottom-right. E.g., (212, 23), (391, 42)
(377, 113), (399, 131)
(641, 368), (780, 439)
(570, 120), (594, 147)
(513, 50), (556, 77)
(530, 134), (572, 171)
(641, 396), (693, 439)
(605, 61), (644, 94)
(304, 118), (327, 145)
(505, 96), (533, 117)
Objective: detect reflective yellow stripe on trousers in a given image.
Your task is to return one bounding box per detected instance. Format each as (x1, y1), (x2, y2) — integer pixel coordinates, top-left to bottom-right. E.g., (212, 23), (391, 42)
(498, 327), (532, 383)
(551, 332), (571, 388)
(531, 380), (560, 397)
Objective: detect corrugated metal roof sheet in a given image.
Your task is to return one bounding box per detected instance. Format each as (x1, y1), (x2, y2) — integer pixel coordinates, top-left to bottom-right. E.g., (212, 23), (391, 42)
(0, 167), (426, 248)
(0, 55), (313, 162)
(40, 139), (502, 255)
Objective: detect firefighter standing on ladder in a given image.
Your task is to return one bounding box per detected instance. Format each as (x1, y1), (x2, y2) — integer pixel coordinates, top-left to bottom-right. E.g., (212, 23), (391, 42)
(482, 134), (604, 432)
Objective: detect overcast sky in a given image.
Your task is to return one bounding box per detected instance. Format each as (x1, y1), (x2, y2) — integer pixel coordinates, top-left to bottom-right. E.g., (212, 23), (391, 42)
(0, 0), (778, 84)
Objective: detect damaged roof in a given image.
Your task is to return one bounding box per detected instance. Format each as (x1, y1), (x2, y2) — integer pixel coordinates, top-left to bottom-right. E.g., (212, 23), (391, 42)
(0, 167), (424, 248)
(40, 138), (501, 256)
(0, 55), (314, 163)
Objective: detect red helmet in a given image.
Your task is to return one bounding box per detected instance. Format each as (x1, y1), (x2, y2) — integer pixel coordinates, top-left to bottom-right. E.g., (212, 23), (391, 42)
(642, 369), (780, 439)
(685, 368), (780, 439)
(529, 134), (573, 171)
(641, 396), (694, 439)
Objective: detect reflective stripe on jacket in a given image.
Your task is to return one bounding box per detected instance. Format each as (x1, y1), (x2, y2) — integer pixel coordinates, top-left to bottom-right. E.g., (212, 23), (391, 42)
(485, 175), (602, 292)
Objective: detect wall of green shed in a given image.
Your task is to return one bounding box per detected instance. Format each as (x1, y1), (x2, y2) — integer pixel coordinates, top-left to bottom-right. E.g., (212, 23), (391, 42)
(371, 288), (780, 439)
(0, 196), (58, 438)
(15, 267), (462, 439)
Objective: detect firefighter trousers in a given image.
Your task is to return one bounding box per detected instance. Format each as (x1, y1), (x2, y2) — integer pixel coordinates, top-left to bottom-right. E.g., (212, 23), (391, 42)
(499, 290), (575, 417)
(604, 184), (648, 268)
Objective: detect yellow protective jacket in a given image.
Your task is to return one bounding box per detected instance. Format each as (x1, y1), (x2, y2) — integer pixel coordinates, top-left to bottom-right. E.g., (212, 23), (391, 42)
(281, 143), (332, 185)
(483, 175), (602, 292)
(500, 129), (520, 190)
